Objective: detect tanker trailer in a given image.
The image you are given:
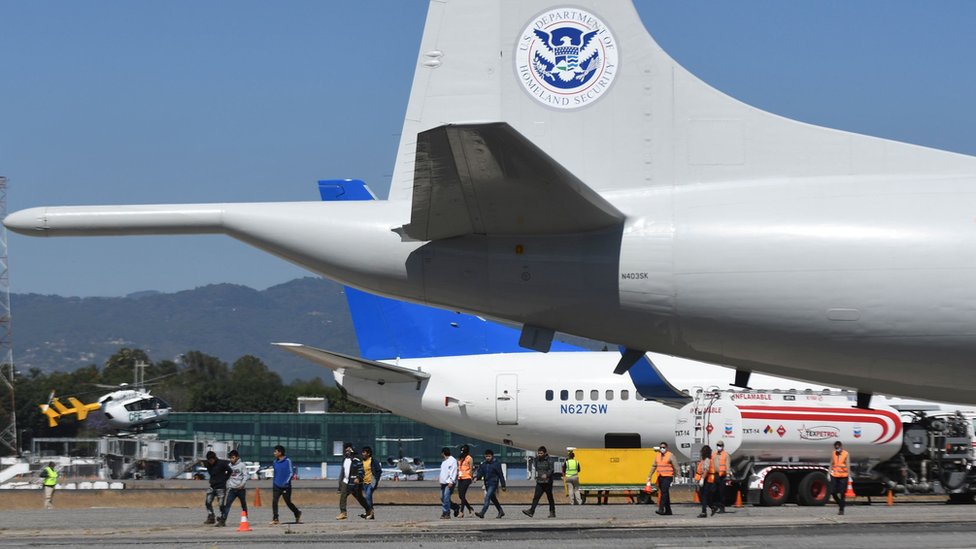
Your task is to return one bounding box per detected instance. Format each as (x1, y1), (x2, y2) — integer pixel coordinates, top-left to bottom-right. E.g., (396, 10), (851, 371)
(673, 390), (976, 505)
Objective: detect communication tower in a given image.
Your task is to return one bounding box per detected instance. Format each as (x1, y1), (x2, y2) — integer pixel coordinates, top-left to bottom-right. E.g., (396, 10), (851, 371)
(0, 176), (17, 454)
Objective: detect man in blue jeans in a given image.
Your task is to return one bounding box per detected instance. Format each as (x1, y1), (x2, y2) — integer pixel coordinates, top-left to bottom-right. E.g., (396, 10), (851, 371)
(473, 449), (507, 519)
(438, 447), (458, 519)
(359, 446), (382, 520)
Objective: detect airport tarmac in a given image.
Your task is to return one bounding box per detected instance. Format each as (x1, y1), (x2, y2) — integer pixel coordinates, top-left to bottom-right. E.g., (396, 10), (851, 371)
(1, 497), (975, 548)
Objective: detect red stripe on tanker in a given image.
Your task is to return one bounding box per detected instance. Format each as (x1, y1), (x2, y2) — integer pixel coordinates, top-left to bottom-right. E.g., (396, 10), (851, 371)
(673, 392), (904, 463)
(737, 405), (903, 444)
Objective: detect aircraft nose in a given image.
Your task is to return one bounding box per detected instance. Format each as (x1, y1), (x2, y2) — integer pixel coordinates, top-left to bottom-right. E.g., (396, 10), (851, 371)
(3, 208), (48, 235)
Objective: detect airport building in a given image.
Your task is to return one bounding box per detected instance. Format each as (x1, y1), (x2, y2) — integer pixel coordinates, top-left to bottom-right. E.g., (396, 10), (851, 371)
(158, 412), (525, 472)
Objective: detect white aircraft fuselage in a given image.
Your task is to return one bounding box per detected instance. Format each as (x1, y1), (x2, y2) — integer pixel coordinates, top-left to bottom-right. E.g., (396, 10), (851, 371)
(336, 351), (838, 453)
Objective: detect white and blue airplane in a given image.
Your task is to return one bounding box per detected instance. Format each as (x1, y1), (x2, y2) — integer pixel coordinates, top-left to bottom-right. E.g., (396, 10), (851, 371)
(7, 1), (976, 403)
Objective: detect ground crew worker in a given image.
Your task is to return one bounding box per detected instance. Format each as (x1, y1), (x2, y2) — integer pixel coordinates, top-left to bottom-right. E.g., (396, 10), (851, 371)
(829, 440), (851, 515)
(695, 445), (717, 518)
(562, 450), (581, 505)
(714, 440), (729, 513)
(41, 461), (58, 509)
(647, 441), (678, 515)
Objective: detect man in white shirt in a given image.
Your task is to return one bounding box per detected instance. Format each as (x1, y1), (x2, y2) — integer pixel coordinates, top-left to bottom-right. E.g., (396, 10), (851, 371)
(438, 447), (458, 519)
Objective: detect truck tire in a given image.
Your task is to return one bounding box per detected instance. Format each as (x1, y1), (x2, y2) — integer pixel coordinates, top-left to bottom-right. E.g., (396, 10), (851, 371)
(636, 492), (652, 505)
(761, 471), (790, 506)
(947, 493), (975, 504)
(796, 472), (829, 506)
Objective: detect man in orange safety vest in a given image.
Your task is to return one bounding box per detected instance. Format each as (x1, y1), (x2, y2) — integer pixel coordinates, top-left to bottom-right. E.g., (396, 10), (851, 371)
(647, 441), (679, 516)
(829, 441), (851, 515)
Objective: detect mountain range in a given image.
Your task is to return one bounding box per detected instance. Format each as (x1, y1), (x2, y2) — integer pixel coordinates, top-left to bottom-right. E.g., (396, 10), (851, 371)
(11, 277), (358, 382)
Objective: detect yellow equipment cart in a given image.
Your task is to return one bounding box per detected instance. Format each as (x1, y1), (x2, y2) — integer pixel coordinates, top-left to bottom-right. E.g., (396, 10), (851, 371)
(573, 448), (658, 504)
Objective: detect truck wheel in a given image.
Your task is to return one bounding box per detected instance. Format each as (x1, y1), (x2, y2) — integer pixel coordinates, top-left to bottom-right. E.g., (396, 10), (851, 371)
(636, 492), (652, 505)
(761, 471), (790, 506)
(947, 493), (975, 504)
(796, 472), (829, 506)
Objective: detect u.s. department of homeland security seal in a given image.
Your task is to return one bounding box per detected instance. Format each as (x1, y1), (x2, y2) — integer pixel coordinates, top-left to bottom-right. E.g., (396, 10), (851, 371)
(515, 7), (619, 110)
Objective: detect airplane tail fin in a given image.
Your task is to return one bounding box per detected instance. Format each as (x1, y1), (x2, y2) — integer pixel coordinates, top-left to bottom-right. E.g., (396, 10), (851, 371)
(319, 179), (585, 360)
(387, 0), (976, 201)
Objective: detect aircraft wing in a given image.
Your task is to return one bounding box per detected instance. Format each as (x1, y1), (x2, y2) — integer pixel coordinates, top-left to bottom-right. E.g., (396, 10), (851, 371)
(272, 342), (430, 384)
(403, 122), (625, 240)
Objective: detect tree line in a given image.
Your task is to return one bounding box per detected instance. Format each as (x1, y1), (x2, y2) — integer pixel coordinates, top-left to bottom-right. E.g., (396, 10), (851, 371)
(1, 347), (374, 453)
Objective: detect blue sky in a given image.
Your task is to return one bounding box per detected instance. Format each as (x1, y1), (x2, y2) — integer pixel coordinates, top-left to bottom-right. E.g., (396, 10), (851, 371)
(1, 1), (974, 297)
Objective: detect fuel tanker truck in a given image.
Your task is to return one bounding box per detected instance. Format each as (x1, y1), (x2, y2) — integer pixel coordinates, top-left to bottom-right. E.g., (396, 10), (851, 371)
(673, 390), (976, 506)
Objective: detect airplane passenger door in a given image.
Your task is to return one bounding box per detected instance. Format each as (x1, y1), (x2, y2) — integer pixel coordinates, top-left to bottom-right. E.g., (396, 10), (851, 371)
(495, 374), (518, 425)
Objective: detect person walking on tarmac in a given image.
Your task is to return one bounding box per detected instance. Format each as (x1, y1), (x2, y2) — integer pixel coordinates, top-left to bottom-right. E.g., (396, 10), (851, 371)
(714, 441), (729, 513)
(455, 444), (475, 517)
(438, 447), (459, 519)
(522, 446), (556, 518)
(647, 441), (678, 515)
(829, 441), (851, 515)
(202, 451), (232, 525)
(563, 451), (582, 505)
(271, 445), (302, 525)
(474, 448), (507, 519)
(695, 445), (717, 518)
(40, 461), (58, 509)
(359, 446), (382, 520)
(219, 450), (248, 527)
(337, 443), (370, 520)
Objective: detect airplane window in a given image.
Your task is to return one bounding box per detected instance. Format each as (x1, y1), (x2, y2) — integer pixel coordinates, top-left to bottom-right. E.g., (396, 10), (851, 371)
(545, 390), (554, 401)
(560, 390), (568, 401)
(590, 389), (599, 401)
(575, 390), (584, 401)
(606, 390), (614, 401)
(620, 390), (629, 401)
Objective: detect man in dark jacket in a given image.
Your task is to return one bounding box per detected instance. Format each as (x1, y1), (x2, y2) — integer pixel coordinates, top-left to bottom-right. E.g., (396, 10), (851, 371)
(202, 451), (233, 525)
(473, 449), (507, 519)
(522, 446), (556, 518)
(336, 442), (370, 520)
(359, 446), (382, 520)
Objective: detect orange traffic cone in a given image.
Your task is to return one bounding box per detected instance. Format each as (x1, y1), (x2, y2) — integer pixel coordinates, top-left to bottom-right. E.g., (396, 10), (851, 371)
(845, 478), (856, 499)
(693, 487), (700, 503)
(734, 490), (744, 508)
(886, 489), (894, 506)
(253, 488), (262, 508)
(238, 510), (252, 532)
(643, 480), (653, 494)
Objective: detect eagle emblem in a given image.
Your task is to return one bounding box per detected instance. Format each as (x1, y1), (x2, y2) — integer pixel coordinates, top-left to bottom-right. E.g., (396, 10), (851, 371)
(531, 27), (601, 88)
(514, 8), (619, 110)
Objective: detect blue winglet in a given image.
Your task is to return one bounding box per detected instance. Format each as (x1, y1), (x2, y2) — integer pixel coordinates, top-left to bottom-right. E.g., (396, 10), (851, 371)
(624, 349), (692, 407)
(319, 179), (585, 360)
(318, 179), (375, 201)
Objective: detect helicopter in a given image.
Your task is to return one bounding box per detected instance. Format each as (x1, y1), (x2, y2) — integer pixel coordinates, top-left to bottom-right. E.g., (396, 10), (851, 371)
(94, 383), (172, 433)
(36, 360), (175, 434)
(376, 437), (439, 481)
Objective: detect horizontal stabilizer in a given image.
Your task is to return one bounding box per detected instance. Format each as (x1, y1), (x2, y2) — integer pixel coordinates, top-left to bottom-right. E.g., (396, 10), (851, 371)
(67, 397), (100, 421)
(272, 342), (430, 384)
(404, 122), (624, 240)
(39, 405), (60, 428)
